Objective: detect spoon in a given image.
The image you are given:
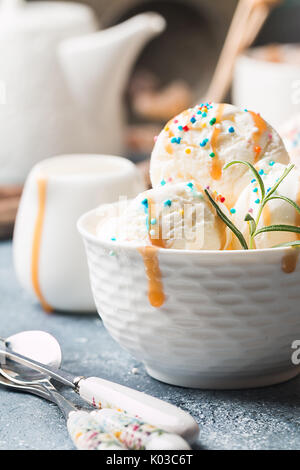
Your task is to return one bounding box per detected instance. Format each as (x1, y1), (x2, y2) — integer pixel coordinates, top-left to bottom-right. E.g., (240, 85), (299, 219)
(0, 331), (199, 443)
(0, 374), (126, 450)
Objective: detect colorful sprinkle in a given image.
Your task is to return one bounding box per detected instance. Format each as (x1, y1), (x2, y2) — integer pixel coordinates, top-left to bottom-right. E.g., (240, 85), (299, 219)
(254, 199), (260, 204)
(230, 208), (236, 214)
(269, 160), (275, 166)
(200, 138), (209, 147)
(209, 152), (215, 158)
(151, 218), (157, 225)
(164, 199), (172, 207)
(154, 135), (158, 142)
(253, 188), (258, 193)
(209, 118), (216, 126)
(228, 126), (235, 133)
(142, 198), (148, 207)
(171, 137), (181, 144)
(185, 148), (191, 154)
(160, 179), (166, 186)
(251, 179), (256, 183)
(202, 112), (207, 117)
(190, 117), (196, 124)
(111, 237), (116, 241)
(183, 125), (189, 132)
(187, 182), (194, 188)
(259, 169), (264, 175)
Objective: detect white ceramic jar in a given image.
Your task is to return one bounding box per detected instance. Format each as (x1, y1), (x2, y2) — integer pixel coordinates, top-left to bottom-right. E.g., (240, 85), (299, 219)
(233, 45), (300, 129)
(13, 155), (145, 313)
(78, 203), (300, 389)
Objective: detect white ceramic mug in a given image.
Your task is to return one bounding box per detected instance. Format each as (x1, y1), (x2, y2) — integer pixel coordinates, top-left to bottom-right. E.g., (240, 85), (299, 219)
(13, 154), (145, 313)
(233, 45), (300, 129)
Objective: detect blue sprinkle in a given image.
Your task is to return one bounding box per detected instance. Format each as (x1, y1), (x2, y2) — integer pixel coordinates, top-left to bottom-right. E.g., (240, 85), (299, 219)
(190, 117), (196, 124)
(259, 169), (264, 175)
(197, 110), (202, 115)
(202, 112), (207, 117)
(251, 179), (256, 183)
(228, 126), (235, 133)
(200, 138), (209, 147)
(269, 160), (275, 166)
(267, 187), (271, 193)
(230, 208), (236, 214)
(164, 199), (172, 207)
(178, 125), (183, 131)
(187, 182), (194, 188)
(253, 188), (258, 193)
(151, 218), (157, 225)
(244, 109), (248, 112)
(171, 137), (181, 144)
(161, 179), (166, 186)
(141, 198), (148, 208)
(254, 199), (260, 204)
(111, 237), (116, 241)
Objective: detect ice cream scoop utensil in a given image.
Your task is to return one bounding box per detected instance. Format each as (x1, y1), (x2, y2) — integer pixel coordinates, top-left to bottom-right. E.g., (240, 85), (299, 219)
(0, 374), (125, 450)
(0, 332), (199, 443)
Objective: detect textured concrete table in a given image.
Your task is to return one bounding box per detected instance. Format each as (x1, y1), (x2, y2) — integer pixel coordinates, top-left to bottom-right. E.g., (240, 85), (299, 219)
(1, 241), (300, 450)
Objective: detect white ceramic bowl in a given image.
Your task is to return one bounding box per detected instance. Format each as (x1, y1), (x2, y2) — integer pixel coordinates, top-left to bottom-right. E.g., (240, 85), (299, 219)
(78, 204), (300, 389)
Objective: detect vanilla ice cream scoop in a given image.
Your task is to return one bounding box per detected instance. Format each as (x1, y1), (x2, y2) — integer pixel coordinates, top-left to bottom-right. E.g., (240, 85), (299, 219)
(97, 181), (231, 250)
(232, 162), (300, 249)
(150, 103), (289, 207)
(279, 113), (300, 169)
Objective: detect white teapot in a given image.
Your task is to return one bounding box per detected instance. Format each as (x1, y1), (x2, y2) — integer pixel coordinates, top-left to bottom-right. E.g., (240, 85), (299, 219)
(0, 0), (165, 184)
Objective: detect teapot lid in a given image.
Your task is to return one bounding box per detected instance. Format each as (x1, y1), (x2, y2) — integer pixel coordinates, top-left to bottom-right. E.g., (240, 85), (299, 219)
(0, 1), (97, 33)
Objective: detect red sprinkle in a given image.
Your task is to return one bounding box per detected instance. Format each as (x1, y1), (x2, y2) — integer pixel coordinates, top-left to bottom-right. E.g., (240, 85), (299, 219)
(154, 135), (158, 142)
(220, 197), (225, 203)
(183, 125), (189, 132)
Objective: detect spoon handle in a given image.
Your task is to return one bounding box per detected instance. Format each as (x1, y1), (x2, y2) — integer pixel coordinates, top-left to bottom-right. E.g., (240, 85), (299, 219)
(67, 410), (126, 450)
(77, 377), (199, 444)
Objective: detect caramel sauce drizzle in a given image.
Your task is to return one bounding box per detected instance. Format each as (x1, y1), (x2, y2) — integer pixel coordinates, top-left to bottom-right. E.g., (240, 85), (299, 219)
(282, 250), (299, 274)
(139, 199), (166, 308)
(210, 103), (225, 181)
(31, 178), (53, 312)
(249, 111), (267, 163)
(139, 246), (165, 308)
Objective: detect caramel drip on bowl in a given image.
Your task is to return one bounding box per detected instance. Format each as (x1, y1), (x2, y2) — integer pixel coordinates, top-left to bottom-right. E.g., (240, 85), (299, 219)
(282, 250), (299, 274)
(139, 246), (165, 308)
(31, 178), (53, 312)
(210, 103), (225, 181)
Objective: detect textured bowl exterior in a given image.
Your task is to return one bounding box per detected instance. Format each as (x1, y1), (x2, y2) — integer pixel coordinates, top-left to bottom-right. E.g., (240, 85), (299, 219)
(79, 208), (300, 389)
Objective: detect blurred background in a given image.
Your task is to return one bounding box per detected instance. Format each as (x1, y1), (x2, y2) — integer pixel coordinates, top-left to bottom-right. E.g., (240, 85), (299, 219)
(1, 0), (300, 238)
(27, 0), (300, 161)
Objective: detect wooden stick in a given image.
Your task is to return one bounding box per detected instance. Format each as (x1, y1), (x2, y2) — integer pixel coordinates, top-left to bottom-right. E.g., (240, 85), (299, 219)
(202, 0), (281, 103)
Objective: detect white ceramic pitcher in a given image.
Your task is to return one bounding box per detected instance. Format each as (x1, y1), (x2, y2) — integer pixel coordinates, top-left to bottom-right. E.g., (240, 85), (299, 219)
(0, 0), (165, 184)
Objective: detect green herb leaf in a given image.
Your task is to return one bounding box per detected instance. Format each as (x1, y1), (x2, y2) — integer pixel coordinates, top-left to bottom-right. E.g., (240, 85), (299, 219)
(264, 164), (295, 199)
(224, 160), (265, 199)
(254, 224), (300, 237)
(204, 189), (248, 249)
(244, 213), (256, 237)
(272, 241), (300, 248)
(263, 194), (300, 214)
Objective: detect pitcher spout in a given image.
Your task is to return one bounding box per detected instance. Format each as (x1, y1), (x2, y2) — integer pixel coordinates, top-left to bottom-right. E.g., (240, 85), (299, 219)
(58, 12), (166, 122)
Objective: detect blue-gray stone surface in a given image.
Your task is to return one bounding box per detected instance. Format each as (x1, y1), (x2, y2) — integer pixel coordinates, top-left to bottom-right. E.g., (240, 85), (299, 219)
(0, 241), (300, 450)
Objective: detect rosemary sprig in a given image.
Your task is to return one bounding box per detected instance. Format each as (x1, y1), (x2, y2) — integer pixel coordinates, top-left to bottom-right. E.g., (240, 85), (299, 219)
(204, 189), (248, 249)
(206, 161), (299, 250)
